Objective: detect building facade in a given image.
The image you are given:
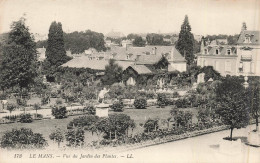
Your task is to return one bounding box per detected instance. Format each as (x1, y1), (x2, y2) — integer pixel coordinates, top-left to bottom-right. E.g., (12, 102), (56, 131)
(197, 26), (260, 77)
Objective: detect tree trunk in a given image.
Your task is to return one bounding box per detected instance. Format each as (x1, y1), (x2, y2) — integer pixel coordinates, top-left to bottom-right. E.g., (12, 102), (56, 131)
(230, 128), (233, 140)
(109, 131), (112, 140)
(256, 117), (259, 131)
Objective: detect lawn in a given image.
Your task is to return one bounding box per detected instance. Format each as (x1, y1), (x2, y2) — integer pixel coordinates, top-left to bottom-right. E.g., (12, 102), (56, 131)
(0, 105), (198, 147)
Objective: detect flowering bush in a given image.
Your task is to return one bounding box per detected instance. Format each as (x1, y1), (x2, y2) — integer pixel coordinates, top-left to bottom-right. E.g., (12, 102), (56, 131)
(134, 98), (147, 109)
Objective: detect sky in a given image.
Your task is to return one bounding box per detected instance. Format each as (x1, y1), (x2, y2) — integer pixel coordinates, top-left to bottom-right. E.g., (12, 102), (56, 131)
(0, 0), (259, 36)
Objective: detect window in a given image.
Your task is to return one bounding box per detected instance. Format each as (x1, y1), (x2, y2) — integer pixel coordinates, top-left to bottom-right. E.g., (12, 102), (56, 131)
(204, 49), (208, 54)
(216, 49), (219, 55)
(126, 55), (129, 60)
(225, 61), (231, 72)
(245, 36), (250, 43)
(227, 49), (231, 55)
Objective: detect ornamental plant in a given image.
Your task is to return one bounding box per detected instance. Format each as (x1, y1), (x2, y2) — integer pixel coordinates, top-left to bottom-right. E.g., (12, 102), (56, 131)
(134, 98), (147, 109)
(49, 128), (64, 148)
(65, 128), (85, 147)
(51, 106), (67, 119)
(111, 101), (124, 112)
(19, 113), (33, 123)
(157, 93), (168, 107)
(0, 128), (48, 149)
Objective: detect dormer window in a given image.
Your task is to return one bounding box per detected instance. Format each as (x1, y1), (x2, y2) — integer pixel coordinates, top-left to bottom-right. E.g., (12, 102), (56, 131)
(227, 49), (231, 55)
(244, 35), (251, 43)
(216, 49), (219, 55)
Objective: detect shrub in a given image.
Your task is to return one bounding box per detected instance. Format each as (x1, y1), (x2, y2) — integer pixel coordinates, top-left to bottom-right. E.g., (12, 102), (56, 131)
(111, 101), (124, 112)
(134, 98), (147, 109)
(20, 113), (33, 123)
(52, 106), (67, 119)
(49, 128), (64, 148)
(3, 115), (20, 121)
(157, 93), (168, 107)
(86, 105), (96, 115)
(67, 115), (99, 132)
(0, 128), (48, 149)
(144, 119), (159, 133)
(65, 128), (85, 147)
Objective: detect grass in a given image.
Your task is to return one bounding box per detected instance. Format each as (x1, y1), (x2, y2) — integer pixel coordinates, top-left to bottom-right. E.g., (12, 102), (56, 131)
(0, 105), (198, 147)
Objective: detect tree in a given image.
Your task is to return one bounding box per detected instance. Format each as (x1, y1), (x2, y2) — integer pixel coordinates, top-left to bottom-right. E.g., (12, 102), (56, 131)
(170, 108), (192, 128)
(49, 128), (64, 148)
(6, 104), (16, 120)
(144, 119), (159, 133)
(33, 103), (41, 116)
(44, 21), (71, 82)
(246, 79), (260, 131)
(133, 36), (145, 47)
(65, 128), (85, 147)
(176, 15), (195, 65)
(127, 33), (139, 40)
(101, 59), (123, 86)
(0, 17), (37, 92)
(0, 128), (48, 149)
(146, 33), (167, 45)
(216, 77), (250, 140)
(96, 114), (135, 139)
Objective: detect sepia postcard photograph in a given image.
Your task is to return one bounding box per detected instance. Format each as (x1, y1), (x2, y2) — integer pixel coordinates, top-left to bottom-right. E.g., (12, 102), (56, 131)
(0, 0), (260, 162)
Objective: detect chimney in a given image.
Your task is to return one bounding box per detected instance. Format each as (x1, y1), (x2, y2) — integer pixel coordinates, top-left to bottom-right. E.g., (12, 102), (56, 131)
(135, 55), (141, 63)
(152, 47), (157, 55)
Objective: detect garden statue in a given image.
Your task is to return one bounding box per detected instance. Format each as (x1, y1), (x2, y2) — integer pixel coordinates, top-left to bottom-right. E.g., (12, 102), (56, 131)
(98, 87), (109, 103)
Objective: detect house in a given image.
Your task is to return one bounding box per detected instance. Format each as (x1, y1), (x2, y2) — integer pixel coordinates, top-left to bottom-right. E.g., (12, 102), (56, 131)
(197, 23), (260, 77)
(197, 40), (237, 76)
(61, 45), (187, 86)
(236, 29), (260, 76)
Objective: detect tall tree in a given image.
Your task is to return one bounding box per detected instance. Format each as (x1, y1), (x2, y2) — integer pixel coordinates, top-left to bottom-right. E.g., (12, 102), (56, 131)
(176, 15), (195, 65)
(0, 17), (37, 91)
(216, 77), (250, 140)
(101, 59), (123, 86)
(44, 21), (71, 82)
(133, 36), (146, 47)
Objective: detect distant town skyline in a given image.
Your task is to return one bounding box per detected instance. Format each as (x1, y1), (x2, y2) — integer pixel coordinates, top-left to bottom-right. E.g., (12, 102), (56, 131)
(0, 0), (259, 37)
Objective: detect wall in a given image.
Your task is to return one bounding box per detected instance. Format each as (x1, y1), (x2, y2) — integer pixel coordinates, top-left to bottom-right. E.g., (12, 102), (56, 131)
(197, 56), (237, 76)
(168, 62), (186, 72)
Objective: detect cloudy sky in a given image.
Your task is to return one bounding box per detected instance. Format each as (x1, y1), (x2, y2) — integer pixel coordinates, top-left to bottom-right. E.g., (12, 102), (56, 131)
(0, 0), (259, 36)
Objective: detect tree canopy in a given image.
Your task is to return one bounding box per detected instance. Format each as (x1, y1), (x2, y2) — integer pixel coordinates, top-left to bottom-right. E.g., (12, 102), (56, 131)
(215, 77), (249, 140)
(176, 15), (195, 65)
(43, 21), (71, 81)
(0, 17), (37, 91)
(133, 36), (146, 47)
(101, 59), (123, 86)
(146, 33), (171, 46)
